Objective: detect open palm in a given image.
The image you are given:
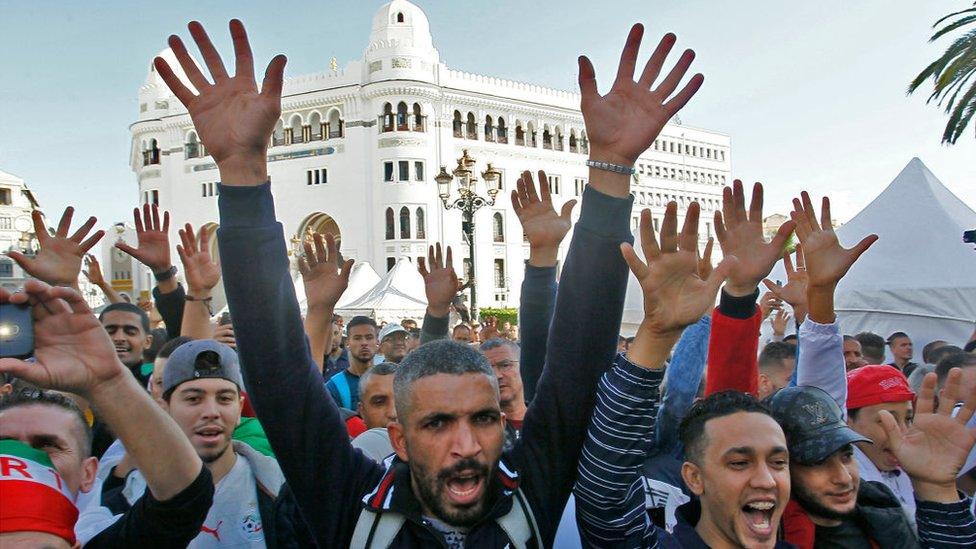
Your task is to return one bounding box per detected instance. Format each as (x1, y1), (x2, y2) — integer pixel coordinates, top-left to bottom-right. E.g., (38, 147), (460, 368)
(763, 246), (808, 308)
(154, 20), (285, 173)
(0, 282), (125, 395)
(177, 223), (221, 293)
(8, 208), (103, 286)
(884, 370), (976, 485)
(511, 170), (575, 250)
(300, 232), (353, 311)
(623, 204), (732, 336)
(418, 243), (460, 315)
(116, 204), (171, 272)
(790, 192), (877, 288)
(579, 25), (704, 165)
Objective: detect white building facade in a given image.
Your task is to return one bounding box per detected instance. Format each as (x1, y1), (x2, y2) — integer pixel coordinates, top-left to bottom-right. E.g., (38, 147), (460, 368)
(0, 170), (42, 291)
(129, 0), (731, 314)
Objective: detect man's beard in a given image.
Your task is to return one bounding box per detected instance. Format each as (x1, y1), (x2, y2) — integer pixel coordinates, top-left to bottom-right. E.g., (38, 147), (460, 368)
(410, 457), (493, 529)
(792, 480), (857, 522)
(199, 437), (233, 464)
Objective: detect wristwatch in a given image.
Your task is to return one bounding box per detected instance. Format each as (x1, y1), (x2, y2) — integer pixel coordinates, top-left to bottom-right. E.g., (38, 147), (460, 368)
(153, 265), (177, 282)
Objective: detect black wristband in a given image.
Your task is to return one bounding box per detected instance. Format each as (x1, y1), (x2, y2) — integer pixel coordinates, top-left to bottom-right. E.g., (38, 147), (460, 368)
(153, 265), (177, 282)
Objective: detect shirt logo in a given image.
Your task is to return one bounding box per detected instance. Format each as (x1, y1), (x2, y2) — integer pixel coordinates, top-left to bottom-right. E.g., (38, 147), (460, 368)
(201, 520), (223, 541)
(241, 511), (264, 541)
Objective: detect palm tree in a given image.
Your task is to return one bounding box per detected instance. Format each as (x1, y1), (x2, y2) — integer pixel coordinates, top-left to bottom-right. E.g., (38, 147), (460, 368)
(908, 3), (976, 144)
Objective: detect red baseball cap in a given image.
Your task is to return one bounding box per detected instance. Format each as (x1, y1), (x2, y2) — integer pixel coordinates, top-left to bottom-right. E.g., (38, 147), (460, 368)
(846, 365), (914, 410)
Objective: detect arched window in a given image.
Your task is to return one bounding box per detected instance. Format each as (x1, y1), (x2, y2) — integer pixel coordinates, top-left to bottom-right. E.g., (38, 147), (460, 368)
(272, 119), (284, 146)
(185, 131), (200, 159)
(569, 130), (578, 153)
(288, 114), (303, 145)
(382, 103), (393, 132)
(416, 207), (426, 239)
(484, 115), (494, 142)
(396, 12), (404, 23)
(327, 110), (343, 138)
(526, 122), (536, 147)
(309, 112), (323, 140)
(542, 125), (552, 149)
(580, 130), (589, 154)
(496, 118), (507, 143)
(396, 102), (408, 130)
(554, 126), (564, 151)
(399, 207), (411, 239)
(515, 120), (525, 146)
(144, 139), (160, 165)
(466, 112), (477, 139)
(453, 111), (463, 138)
(492, 212), (504, 242)
(385, 208), (395, 240)
(412, 103), (424, 131)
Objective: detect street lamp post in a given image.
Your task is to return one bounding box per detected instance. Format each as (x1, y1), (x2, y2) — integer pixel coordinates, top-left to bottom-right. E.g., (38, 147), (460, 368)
(435, 149), (501, 322)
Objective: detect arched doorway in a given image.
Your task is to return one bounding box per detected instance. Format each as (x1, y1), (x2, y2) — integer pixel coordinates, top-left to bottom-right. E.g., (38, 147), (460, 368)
(293, 213), (343, 260)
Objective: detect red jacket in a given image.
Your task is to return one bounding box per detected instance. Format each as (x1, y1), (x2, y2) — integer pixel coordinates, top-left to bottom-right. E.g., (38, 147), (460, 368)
(705, 305), (762, 397)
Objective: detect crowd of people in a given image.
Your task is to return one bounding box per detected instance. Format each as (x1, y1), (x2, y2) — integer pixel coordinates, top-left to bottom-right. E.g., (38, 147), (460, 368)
(2, 18), (976, 549)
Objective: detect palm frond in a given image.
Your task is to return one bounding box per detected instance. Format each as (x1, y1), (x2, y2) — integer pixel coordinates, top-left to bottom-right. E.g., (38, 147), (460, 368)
(933, 4), (976, 28)
(943, 79), (976, 143)
(932, 13), (976, 41)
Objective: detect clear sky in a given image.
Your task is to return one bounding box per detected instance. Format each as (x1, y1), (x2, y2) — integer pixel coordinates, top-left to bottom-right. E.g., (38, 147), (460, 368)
(1, 0), (973, 227)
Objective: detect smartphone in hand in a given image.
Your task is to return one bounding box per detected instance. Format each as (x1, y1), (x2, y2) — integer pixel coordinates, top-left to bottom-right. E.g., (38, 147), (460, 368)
(0, 302), (33, 359)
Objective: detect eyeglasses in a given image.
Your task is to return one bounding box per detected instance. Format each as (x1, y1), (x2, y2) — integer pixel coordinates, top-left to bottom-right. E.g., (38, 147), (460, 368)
(492, 360), (519, 372)
(384, 332), (410, 342)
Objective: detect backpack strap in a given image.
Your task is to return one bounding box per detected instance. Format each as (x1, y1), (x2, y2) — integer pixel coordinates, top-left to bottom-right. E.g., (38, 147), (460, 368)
(350, 508), (406, 549)
(333, 372), (352, 409)
(495, 488), (541, 549)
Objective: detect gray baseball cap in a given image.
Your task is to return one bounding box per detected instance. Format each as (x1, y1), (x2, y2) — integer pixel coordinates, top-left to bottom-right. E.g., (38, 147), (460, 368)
(766, 385), (871, 465)
(162, 339), (243, 398)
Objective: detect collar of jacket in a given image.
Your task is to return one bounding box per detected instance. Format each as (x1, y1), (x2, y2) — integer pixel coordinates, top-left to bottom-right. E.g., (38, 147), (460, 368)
(781, 480), (913, 549)
(674, 500), (797, 548)
(360, 454), (520, 521)
(232, 440), (285, 499)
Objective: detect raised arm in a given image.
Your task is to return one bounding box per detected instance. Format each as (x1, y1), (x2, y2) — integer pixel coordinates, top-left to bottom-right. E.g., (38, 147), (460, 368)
(176, 223), (222, 340)
(153, 20), (382, 546)
(299, 232), (352, 369)
(510, 170), (575, 401)
(82, 254), (124, 304)
(705, 181), (795, 396)
(575, 202), (729, 547)
(789, 192), (877, 410)
(7, 207), (104, 292)
(517, 24), (706, 543)
(417, 243), (459, 343)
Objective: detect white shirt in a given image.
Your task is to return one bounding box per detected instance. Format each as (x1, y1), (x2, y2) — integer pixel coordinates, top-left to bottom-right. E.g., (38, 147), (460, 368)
(854, 445), (917, 532)
(192, 455), (266, 548)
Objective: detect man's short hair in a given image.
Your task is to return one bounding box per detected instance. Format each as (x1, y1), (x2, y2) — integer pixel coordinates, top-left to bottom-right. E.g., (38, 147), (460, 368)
(886, 331), (910, 345)
(479, 337), (520, 354)
(679, 390), (773, 465)
(359, 361), (399, 398)
(453, 323), (471, 333)
(0, 388), (92, 457)
(157, 336), (193, 360)
(99, 302), (150, 333)
(393, 339), (498, 421)
(347, 315), (378, 333)
(935, 352), (976, 389)
(854, 332), (886, 361)
(782, 334), (798, 345)
(144, 327), (170, 362)
(842, 335), (857, 343)
(759, 342), (795, 375)
(921, 340), (949, 364)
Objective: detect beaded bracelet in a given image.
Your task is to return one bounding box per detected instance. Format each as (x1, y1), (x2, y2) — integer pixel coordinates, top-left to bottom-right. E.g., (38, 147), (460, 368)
(586, 159), (636, 175)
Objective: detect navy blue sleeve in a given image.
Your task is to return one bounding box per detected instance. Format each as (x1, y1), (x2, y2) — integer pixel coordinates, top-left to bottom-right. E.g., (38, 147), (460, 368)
(518, 264), (557, 403)
(216, 183), (383, 547)
(512, 185), (635, 545)
(152, 283), (185, 340)
(915, 495), (976, 548)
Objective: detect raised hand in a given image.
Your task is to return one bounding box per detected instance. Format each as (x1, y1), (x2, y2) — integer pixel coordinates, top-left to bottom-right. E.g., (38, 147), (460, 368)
(771, 309), (791, 337)
(696, 237), (714, 281)
(790, 192), (877, 289)
(176, 223), (221, 296)
(623, 203), (734, 339)
(759, 291), (782, 321)
(154, 20), (286, 185)
(715, 181), (795, 297)
(511, 170), (576, 267)
(0, 281), (127, 395)
(213, 323), (237, 349)
(116, 203), (172, 274)
(882, 369), (976, 501)
(7, 207), (104, 287)
(300, 233), (353, 313)
(763, 246), (809, 309)
(82, 254), (106, 286)
(579, 24), (703, 169)
(418, 243), (460, 317)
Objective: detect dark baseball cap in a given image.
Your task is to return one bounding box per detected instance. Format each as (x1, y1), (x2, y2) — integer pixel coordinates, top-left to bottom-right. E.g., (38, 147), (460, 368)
(766, 385), (871, 465)
(162, 339), (243, 398)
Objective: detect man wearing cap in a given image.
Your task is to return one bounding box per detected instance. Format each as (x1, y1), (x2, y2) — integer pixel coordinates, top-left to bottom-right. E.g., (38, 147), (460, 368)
(376, 322), (410, 364)
(846, 364), (918, 527)
(769, 380), (976, 548)
(117, 339), (286, 547)
(325, 315), (379, 410)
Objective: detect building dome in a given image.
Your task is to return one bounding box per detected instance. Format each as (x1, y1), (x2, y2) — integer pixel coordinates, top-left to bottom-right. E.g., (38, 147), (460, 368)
(144, 47), (201, 96)
(368, 0), (434, 53)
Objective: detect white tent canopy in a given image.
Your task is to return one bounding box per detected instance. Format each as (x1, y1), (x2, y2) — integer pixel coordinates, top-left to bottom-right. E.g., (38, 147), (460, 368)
(763, 158), (976, 355)
(293, 261), (382, 315)
(336, 258), (428, 323)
